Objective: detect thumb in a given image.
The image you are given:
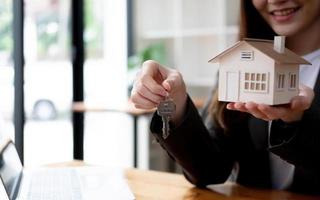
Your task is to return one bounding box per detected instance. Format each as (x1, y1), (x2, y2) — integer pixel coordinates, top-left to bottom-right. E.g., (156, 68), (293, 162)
(162, 79), (172, 93)
(290, 96), (307, 110)
(291, 84), (314, 110)
(160, 68), (184, 95)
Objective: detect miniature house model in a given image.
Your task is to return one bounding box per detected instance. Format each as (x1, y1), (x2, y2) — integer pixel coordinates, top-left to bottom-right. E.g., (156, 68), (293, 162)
(209, 36), (310, 105)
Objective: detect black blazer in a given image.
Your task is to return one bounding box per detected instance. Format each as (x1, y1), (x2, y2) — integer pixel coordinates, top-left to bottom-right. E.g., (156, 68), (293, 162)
(150, 76), (320, 195)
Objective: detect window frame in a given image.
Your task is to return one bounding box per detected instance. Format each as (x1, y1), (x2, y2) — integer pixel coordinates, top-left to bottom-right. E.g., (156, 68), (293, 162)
(276, 73), (286, 91)
(243, 72), (268, 93)
(288, 73), (297, 90)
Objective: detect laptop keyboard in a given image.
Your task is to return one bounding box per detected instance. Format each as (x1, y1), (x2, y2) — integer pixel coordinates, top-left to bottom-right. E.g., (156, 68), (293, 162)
(26, 168), (82, 200)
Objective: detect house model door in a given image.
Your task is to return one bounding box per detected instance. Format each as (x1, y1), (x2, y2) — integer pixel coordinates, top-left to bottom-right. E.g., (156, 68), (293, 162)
(225, 71), (239, 101)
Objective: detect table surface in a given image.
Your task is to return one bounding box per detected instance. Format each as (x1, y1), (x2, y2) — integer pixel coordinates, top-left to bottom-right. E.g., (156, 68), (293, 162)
(51, 161), (319, 200)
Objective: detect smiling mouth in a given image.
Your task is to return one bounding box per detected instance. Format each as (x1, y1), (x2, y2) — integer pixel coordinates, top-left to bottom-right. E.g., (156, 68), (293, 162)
(270, 7), (300, 16)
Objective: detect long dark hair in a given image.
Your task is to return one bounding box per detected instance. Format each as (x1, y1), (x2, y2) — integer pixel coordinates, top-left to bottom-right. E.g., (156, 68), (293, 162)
(239, 0), (276, 40)
(209, 0), (276, 131)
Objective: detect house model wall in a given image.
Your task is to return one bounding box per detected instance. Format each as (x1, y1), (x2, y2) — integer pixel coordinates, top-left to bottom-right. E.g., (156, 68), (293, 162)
(209, 36), (310, 105)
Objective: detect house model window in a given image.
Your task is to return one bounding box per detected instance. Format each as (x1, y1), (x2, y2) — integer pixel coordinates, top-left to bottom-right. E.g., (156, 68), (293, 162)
(289, 73), (297, 89)
(244, 72), (267, 92)
(276, 73), (285, 90)
(241, 51), (254, 60)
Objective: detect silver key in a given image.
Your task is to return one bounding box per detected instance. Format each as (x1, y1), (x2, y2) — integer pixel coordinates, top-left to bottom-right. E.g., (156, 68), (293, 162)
(157, 97), (176, 139)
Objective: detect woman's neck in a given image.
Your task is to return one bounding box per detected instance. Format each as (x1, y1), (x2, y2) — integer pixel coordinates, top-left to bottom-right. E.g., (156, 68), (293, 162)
(286, 19), (320, 56)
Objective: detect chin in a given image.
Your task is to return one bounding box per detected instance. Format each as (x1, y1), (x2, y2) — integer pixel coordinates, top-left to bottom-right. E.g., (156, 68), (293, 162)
(271, 25), (300, 37)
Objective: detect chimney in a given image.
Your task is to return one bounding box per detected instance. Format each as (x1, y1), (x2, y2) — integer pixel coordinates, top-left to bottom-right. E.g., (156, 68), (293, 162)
(274, 36), (285, 53)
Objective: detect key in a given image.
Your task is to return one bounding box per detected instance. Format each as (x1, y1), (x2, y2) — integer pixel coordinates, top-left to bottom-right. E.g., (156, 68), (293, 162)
(157, 97), (176, 139)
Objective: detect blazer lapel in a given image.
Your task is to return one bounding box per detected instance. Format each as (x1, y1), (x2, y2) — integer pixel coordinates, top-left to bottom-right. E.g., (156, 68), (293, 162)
(312, 70), (320, 106)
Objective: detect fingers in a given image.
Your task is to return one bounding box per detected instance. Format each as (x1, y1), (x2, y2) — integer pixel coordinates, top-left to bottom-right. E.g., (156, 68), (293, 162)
(131, 60), (185, 110)
(228, 101), (304, 122)
(139, 75), (168, 97)
(234, 102), (248, 113)
(131, 73), (167, 109)
(140, 60), (182, 96)
(227, 102), (247, 113)
(257, 104), (287, 121)
(141, 60), (161, 76)
(131, 91), (159, 109)
(131, 61), (166, 109)
(225, 85), (315, 122)
(245, 102), (269, 120)
(227, 102), (282, 121)
(291, 85), (314, 110)
(290, 96), (309, 110)
(140, 60), (168, 96)
(132, 80), (164, 104)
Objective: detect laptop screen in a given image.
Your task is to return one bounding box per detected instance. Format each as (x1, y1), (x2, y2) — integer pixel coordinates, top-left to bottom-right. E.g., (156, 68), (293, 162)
(0, 142), (23, 199)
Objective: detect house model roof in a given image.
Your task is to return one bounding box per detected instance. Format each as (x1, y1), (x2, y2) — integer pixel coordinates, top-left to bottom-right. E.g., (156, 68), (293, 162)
(209, 38), (311, 65)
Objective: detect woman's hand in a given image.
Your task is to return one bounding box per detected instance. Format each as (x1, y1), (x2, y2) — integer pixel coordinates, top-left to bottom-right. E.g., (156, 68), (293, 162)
(130, 60), (188, 124)
(226, 85), (314, 123)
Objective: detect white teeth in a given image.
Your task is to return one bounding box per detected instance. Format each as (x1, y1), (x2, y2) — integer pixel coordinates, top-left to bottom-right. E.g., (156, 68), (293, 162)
(273, 8), (296, 16)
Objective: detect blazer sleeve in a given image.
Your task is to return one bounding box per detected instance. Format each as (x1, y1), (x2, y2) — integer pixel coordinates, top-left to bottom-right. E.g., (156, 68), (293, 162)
(269, 103), (320, 169)
(150, 95), (236, 187)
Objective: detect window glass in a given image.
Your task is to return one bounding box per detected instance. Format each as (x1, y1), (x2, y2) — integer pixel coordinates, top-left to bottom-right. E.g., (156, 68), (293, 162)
(84, 0), (103, 58)
(0, 0), (14, 140)
(83, 0), (131, 168)
(24, 0), (73, 167)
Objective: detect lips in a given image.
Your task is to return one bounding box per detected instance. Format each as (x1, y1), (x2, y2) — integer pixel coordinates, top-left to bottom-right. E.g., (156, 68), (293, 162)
(269, 7), (300, 22)
(271, 8), (299, 16)
(271, 7), (299, 16)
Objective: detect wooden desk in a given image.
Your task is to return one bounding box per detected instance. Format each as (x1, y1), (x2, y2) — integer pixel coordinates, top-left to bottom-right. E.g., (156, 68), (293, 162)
(52, 161), (319, 200)
(127, 169), (319, 200)
(72, 98), (205, 168)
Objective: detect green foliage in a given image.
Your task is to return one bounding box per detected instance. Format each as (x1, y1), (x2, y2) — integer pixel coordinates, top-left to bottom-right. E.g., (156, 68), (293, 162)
(0, 1), (13, 51)
(128, 42), (166, 70)
(84, 0), (103, 58)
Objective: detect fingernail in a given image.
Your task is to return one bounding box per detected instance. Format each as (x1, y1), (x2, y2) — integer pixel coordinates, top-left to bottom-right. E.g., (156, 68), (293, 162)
(161, 91), (168, 97)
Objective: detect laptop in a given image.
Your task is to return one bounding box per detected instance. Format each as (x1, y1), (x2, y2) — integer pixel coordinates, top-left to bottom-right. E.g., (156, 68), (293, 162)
(0, 140), (135, 200)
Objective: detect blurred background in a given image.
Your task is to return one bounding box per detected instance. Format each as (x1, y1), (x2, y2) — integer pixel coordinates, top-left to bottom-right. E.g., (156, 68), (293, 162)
(0, 0), (239, 172)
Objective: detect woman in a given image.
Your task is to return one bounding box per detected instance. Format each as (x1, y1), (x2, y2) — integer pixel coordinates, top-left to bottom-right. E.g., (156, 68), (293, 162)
(131, 0), (320, 195)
